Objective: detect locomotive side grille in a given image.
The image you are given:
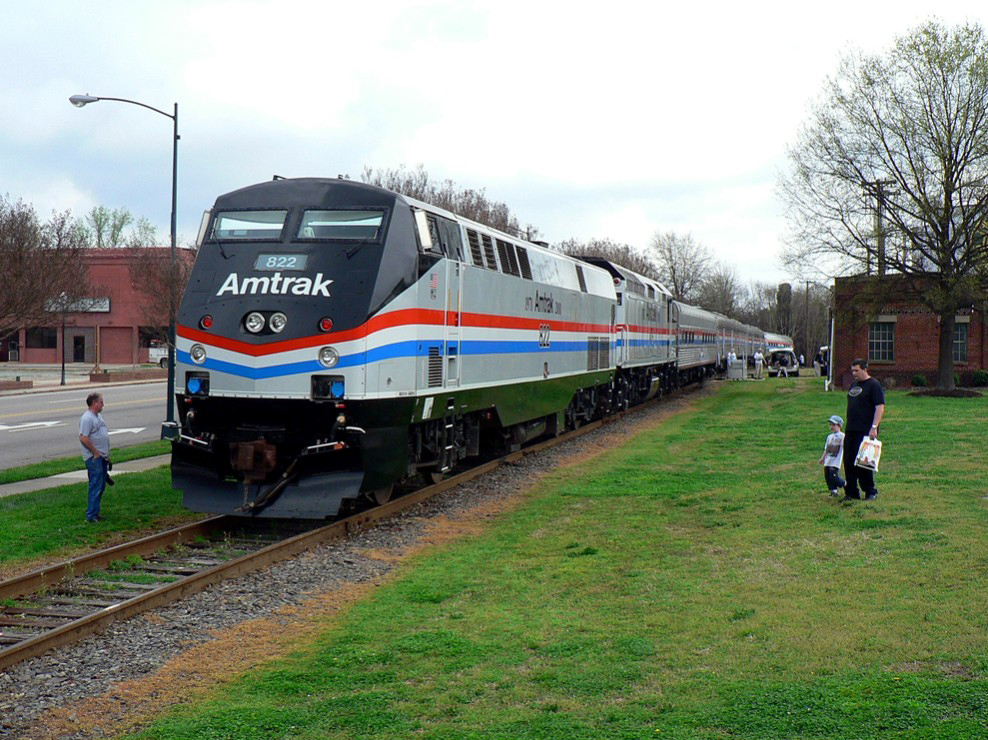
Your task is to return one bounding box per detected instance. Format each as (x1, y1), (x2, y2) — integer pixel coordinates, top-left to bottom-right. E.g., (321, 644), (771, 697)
(467, 229), (484, 267)
(428, 346), (443, 387)
(496, 239), (520, 277)
(598, 337), (611, 369)
(481, 234), (498, 270)
(516, 246), (533, 280)
(586, 336), (611, 371)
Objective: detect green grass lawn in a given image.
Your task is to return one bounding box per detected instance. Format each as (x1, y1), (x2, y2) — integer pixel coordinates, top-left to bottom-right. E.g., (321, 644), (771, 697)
(0, 464), (199, 570)
(125, 378), (988, 739)
(0, 439), (170, 485)
(49, 379), (988, 737)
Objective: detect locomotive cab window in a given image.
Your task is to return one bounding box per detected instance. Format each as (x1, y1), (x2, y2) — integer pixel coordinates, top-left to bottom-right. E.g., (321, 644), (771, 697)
(297, 209), (386, 241)
(211, 210), (288, 240)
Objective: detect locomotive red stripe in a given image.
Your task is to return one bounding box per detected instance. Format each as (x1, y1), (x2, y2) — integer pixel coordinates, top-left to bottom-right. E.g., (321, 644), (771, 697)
(178, 309), (617, 357)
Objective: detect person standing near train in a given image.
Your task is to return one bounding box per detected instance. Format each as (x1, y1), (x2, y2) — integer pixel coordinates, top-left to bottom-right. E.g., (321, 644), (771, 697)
(843, 359), (885, 500)
(79, 392), (111, 523)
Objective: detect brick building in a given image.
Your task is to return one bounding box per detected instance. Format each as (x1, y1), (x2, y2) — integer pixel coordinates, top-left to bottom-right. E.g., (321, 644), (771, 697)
(0, 247), (188, 366)
(832, 274), (987, 389)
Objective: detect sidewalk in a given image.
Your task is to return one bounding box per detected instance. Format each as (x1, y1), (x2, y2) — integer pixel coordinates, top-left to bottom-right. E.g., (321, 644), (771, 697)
(0, 363), (166, 396)
(0, 454), (172, 499)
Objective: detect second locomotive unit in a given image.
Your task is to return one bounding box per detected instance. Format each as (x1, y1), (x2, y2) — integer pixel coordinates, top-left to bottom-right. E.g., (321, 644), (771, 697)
(168, 177), (678, 518)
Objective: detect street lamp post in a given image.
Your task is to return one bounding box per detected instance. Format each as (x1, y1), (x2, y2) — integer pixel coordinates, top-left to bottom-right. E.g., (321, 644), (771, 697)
(69, 94), (179, 435)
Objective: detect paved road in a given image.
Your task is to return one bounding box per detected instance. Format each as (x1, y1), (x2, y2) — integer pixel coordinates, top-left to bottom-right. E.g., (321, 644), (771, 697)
(0, 382), (171, 469)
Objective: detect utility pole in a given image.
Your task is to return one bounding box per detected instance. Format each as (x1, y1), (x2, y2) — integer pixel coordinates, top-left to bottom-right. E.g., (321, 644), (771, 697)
(805, 280), (810, 363)
(864, 179), (897, 276)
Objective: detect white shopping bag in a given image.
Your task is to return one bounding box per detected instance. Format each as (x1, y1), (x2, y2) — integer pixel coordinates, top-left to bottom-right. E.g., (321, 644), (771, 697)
(855, 438), (883, 472)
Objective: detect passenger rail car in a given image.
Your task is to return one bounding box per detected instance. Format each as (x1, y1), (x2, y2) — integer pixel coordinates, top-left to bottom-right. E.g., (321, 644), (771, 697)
(673, 302), (719, 381)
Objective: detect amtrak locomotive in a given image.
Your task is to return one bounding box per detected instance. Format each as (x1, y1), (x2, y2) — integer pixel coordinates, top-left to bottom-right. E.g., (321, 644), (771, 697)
(166, 177), (790, 519)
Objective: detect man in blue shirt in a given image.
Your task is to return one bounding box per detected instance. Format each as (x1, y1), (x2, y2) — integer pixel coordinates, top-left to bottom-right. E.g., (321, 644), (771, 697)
(79, 393), (111, 523)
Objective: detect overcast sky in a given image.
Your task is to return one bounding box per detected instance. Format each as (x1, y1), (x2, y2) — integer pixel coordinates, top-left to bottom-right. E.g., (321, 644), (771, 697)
(3, 1), (986, 286)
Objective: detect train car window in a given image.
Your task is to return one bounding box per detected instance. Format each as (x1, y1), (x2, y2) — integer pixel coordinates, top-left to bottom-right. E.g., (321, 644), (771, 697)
(481, 234), (498, 270)
(438, 219), (464, 261)
(426, 215), (442, 253)
(211, 210), (287, 240)
(466, 229), (484, 266)
(576, 264), (588, 293)
(296, 209), (385, 241)
(516, 246), (533, 279)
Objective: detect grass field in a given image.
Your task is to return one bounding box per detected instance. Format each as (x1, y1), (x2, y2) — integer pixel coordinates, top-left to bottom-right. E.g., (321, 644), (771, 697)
(0, 439), (170, 485)
(0, 462), (198, 572)
(21, 378), (988, 738)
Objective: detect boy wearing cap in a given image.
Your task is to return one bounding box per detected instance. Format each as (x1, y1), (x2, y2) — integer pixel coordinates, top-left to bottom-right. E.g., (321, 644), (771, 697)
(819, 414), (845, 497)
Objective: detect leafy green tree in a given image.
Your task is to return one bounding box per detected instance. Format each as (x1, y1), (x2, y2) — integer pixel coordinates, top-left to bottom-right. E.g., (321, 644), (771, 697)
(780, 20), (988, 388)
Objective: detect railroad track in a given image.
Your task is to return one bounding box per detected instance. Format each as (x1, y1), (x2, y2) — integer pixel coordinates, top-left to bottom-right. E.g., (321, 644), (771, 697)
(0, 386), (693, 672)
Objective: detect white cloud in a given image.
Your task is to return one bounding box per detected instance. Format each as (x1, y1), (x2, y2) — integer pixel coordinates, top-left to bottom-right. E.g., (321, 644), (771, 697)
(2, 0), (987, 281)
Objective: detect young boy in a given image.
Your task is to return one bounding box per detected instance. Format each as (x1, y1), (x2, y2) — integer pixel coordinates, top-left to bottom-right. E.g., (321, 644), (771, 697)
(819, 414), (846, 496)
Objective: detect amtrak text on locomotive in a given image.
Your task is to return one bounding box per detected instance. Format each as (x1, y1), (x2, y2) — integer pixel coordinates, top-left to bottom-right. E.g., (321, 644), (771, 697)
(525, 290), (562, 315)
(216, 272), (334, 297)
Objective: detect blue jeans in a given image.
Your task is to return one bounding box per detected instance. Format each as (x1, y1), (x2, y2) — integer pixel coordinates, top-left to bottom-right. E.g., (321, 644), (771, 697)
(85, 456), (108, 521)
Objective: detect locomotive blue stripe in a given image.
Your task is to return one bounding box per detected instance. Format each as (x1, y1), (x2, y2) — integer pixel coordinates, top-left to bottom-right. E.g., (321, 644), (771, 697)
(178, 339), (614, 380)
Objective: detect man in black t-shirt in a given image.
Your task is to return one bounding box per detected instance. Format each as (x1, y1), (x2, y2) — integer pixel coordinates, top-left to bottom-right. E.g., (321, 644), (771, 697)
(843, 358), (885, 500)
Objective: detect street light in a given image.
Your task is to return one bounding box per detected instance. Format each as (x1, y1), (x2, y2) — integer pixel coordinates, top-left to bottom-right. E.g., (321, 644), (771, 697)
(69, 94), (180, 436)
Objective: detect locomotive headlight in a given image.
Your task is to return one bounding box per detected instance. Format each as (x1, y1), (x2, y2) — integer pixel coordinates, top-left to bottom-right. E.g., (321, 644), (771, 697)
(245, 312), (266, 333)
(269, 312), (288, 333)
(318, 346), (340, 368)
(190, 344), (208, 364)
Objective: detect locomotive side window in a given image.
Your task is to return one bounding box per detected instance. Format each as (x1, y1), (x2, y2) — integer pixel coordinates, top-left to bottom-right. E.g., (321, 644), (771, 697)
(211, 210), (287, 240)
(576, 264), (588, 293)
(297, 209), (386, 240)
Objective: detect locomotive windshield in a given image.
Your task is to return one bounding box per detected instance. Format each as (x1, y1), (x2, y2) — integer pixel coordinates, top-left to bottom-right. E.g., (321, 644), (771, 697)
(297, 209), (386, 241)
(210, 210), (287, 240)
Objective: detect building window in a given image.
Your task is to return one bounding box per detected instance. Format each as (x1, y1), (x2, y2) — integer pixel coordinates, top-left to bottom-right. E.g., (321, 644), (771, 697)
(953, 322), (968, 364)
(25, 327), (58, 349)
(868, 322), (895, 362)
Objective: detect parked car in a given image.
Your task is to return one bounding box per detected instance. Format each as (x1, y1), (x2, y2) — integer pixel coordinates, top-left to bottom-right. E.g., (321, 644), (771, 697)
(149, 344), (168, 368)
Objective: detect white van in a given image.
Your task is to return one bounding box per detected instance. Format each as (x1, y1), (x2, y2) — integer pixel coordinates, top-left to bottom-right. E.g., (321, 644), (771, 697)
(149, 344), (169, 368)
(767, 349), (799, 377)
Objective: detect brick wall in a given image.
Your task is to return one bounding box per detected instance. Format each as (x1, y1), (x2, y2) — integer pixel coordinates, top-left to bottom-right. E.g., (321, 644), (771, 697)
(7, 247), (188, 365)
(833, 274), (986, 388)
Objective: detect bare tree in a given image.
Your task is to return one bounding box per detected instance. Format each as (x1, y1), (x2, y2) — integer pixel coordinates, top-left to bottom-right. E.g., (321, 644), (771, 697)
(129, 246), (197, 345)
(557, 237), (659, 280)
(696, 264), (743, 317)
(648, 231), (712, 301)
(0, 196), (90, 340)
(362, 165), (524, 236)
(780, 20), (988, 388)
